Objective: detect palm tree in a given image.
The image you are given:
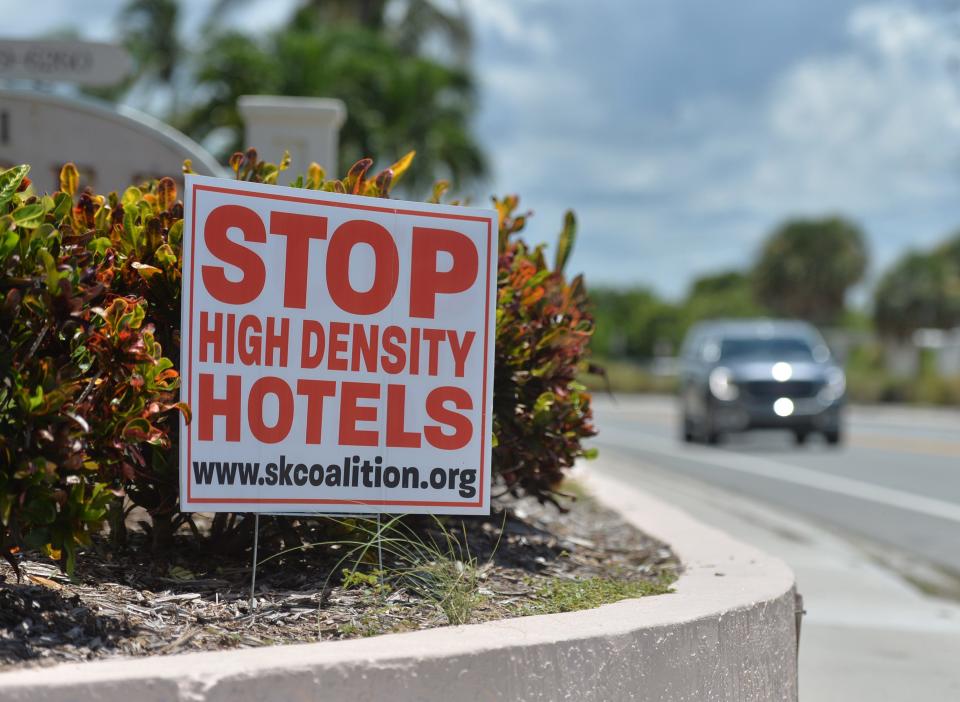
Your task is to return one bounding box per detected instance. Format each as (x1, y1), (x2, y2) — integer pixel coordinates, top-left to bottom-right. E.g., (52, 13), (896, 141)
(83, 0), (181, 111)
(752, 217), (868, 326)
(875, 234), (960, 338)
(182, 11), (485, 191)
(110, 0), (486, 190)
(208, 0), (471, 60)
(120, 0), (181, 85)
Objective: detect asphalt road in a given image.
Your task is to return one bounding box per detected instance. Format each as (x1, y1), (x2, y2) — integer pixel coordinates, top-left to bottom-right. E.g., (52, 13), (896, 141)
(589, 394), (960, 575)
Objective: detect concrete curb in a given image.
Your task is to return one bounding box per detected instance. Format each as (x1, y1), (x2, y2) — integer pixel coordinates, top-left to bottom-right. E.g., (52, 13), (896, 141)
(0, 470), (798, 701)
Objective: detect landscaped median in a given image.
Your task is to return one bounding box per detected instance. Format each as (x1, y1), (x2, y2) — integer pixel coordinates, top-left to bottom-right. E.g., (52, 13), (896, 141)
(0, 471), (799, 702)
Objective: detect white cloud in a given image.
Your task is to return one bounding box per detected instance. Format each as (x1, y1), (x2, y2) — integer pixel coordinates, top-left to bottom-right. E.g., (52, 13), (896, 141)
(849, 3), (955, 62)
(660, 2), (960, 217)
(474, 1), (960, 295)
(750, 3), (960, 210)
(464, 0), (554, 55)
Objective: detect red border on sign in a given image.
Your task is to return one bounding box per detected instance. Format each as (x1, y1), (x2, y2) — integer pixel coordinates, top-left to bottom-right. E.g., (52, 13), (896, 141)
(185, 183), (494, 508)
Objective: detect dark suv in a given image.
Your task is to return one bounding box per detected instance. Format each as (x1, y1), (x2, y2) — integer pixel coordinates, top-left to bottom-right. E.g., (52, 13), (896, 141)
(678, 319), (845, 445)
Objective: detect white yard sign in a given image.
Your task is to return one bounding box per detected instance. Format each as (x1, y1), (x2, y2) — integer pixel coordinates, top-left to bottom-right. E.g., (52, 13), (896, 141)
(180, 176), (497, 515)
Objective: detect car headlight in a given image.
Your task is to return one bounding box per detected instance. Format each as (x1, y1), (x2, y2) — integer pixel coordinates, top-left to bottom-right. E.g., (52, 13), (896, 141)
(818, 368), (846, 403)
(709, 366), (739, 401)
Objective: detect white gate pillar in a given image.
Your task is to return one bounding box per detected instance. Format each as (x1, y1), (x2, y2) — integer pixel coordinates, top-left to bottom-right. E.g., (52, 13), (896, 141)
(237, 96), (346, 176)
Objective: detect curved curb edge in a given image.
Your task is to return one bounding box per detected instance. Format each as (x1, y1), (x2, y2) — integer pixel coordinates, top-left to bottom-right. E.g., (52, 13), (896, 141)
(0, 468), (798, 701)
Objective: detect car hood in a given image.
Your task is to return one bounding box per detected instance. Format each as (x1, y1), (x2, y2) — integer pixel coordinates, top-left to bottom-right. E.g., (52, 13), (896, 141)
(721, 360), (834, 382)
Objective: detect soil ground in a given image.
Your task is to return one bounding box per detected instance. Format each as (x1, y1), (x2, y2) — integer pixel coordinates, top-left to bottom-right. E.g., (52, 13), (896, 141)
(0, 489), (678, 670)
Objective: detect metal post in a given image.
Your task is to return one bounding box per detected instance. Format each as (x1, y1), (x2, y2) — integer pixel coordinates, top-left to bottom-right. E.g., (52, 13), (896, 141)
(250, 513), (260, 612)
(376, 513), (384, 589)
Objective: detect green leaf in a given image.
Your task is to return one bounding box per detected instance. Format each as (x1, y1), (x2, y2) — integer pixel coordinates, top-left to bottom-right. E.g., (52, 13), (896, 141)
(27, 384), (44, 411)
(89, 236), (113, 256)
(38, 248), (60, 292)
(168, 220), (183, 249)
(33, 222), (56, 240)
(94, 201), (110, 230)
(0, 164), (29, 210)
(52, 192), (72, 219)
(12, 203), (45, 228)
(554, 210), (576, 274)
(0, 229), (19, 261)
(0, 493), (13, 526)
(64, 541), (77, 576)
(121, 186), (142, 208)
(154, 243), (177, 267)
(533, 391), (556, 415)
(123, 204), (140, 251)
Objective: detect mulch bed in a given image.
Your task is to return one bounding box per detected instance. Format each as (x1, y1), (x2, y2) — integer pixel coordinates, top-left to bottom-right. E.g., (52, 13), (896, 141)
(0, 489), (678, 671)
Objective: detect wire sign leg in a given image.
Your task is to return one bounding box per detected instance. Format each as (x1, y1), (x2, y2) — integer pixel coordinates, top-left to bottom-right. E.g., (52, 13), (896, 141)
(250, 513), (260, 612)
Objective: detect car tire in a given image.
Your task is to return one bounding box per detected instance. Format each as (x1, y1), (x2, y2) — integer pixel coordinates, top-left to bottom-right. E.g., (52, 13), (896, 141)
(704, 423), (722, 445)
(702, 411), (722, 445)
(824, 428), (842, 446)
(681, 414), (696, 443)
(793, 430), (808, 446)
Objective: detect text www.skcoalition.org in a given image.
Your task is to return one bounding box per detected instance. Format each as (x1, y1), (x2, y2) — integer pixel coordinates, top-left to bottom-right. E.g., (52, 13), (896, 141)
(192, 455), (478, 498)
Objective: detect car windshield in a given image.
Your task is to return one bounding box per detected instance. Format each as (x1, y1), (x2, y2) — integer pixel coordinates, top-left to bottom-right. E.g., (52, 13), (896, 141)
(718, 336), (814, 361)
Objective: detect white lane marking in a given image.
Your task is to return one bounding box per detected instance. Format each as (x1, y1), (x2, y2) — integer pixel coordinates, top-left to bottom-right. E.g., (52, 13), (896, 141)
(599, 428), (960, 525)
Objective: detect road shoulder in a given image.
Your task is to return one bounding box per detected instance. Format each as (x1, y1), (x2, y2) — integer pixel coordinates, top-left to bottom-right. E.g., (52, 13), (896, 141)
(585, 449), (960, 701)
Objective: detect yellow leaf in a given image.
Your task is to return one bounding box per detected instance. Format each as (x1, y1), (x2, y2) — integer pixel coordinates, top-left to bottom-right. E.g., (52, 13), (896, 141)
(59, 163), (79, 196)
(388, 150), (416, 187)
(307, 162), (325, 189)
(430, 179), (449, 204)
(132, 261), (162, 279)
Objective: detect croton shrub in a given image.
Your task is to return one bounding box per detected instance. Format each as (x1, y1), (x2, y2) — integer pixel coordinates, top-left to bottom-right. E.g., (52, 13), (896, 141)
(492, 197), (596, 503)
(0, 164), (183, 573)
(0, 152), (595, 571)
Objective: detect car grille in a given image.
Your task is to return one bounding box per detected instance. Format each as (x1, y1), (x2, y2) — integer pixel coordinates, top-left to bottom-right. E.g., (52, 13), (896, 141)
(740, 380), (819, 399)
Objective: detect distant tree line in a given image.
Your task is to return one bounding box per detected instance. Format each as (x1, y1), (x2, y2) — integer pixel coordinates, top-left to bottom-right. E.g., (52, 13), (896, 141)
(874, 236), (960, 340)
(590, 216), (960, 359)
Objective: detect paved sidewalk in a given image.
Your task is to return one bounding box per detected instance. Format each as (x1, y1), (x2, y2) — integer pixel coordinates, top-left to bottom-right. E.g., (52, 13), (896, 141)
(588, 450), (960, 701)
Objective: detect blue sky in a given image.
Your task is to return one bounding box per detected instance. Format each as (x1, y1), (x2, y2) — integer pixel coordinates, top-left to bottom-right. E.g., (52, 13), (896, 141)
(8, 0), (960, 300)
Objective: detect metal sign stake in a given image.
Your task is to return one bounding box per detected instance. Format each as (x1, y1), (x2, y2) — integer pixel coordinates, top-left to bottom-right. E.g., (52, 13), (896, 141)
(376, 513), (384, 588)
(250, 513), (260, 613)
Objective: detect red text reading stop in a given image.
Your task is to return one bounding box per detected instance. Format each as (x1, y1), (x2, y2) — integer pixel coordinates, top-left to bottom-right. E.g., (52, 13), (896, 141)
(200, 206), (479, 318)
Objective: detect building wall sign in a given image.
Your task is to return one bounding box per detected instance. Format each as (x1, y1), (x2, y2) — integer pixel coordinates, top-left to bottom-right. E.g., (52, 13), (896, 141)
(0, 40), (133, 87)
(0, 90), (223, 194)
